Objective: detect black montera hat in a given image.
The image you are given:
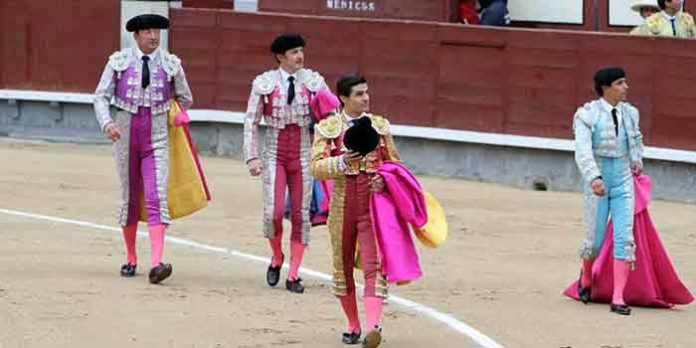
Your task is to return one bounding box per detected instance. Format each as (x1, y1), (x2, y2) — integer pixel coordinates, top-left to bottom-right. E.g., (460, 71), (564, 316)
(344, 117), (380, 156)
(270, 33), (306, 54)
(126, 14), (169, 32)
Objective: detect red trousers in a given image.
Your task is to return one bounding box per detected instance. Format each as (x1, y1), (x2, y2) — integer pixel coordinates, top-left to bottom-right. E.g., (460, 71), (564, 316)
(341, 173), (384, 297)
(268, 125), (305, 243)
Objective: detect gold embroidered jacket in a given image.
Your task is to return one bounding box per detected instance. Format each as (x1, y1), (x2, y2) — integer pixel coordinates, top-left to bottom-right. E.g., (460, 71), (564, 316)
(310, 113), (400, 296)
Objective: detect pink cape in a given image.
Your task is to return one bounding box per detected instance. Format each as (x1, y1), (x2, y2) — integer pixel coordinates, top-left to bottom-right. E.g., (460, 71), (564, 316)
(307, 89), (337, 225)
(309, 89), (340, 122)
(563, 175), (694, 307)
(370, 161), (426, 284)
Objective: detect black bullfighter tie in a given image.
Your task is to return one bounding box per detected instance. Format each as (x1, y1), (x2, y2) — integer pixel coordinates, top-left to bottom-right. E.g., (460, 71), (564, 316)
(611, 108), (619, 137)
(287, 76), (295, 105)
(141, 56), (150, 89)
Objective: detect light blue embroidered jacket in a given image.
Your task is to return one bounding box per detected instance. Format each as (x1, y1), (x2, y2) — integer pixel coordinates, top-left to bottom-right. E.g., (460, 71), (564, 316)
(573, 99), (644, 183)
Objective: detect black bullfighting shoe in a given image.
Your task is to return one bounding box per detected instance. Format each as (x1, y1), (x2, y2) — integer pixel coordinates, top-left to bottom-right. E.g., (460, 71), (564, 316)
(120, 263), (137, 277)
(577, 271), (592, 304)
(148, 263), (173, 284)
(342, 331), (361, 345)
(285, 277), (305, 294)
(362, 326), (382, 348)
(610, 303), (631, 315)
(266, 253), (284, 287)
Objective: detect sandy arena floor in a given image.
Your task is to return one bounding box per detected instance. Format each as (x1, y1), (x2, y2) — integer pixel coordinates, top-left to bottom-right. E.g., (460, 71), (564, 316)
(0, 139), (694, 348)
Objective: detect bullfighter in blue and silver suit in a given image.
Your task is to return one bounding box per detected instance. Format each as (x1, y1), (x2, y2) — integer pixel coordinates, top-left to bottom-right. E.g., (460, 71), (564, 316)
(573, 67), (644, 315)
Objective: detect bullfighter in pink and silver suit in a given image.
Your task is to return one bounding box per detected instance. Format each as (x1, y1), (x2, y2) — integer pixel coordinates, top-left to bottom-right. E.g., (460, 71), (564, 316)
(244, 33), (328, 294)
(93, 14), (193, 284)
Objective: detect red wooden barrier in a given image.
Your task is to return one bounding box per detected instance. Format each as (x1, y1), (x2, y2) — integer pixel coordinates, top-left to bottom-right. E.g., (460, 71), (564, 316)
(0, 0), (119, 92)
(1, 3), (694, 152)
(182, 0), (233, 9)
(170, 10), (696, 150)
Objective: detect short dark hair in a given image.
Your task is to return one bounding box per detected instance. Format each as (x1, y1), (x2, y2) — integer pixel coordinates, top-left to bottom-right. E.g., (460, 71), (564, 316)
(658, 0), (667, 10)
(593, 67), (626, 97)
(336, 74), (367, 106)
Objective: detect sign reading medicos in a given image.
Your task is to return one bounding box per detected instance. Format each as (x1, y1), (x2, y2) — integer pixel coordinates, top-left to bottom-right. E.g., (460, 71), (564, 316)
(325, 0), (377, 12)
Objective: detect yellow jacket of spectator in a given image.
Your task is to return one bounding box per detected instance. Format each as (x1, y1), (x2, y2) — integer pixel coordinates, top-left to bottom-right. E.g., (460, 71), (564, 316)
(632, 11), (696, 38)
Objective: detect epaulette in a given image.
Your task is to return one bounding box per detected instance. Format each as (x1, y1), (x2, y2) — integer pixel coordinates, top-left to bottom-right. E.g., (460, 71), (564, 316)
(315, 114), (343, 139)
(645, 13), (663, 34)
(367, 114), (390, 135)
(298, 69), (326, 92)
(573, 102), (598, 129)
(252, 70), (277, 95)
(680, 12), (695, 27)
(622, 102), (637, 113)
(108, 49), (132, 72)
(161, 51), (182, 77)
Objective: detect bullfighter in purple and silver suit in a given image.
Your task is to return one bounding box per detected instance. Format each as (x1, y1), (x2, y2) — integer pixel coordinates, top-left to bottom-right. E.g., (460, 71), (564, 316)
(93, 14), (193, 285)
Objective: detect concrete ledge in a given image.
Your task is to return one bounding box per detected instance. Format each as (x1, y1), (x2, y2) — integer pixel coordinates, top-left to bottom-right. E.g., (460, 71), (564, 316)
(0, 90), (95, 105)
(2, 89), (695, 163)
(186, 109), (696, 165)
(2, 91), (696, 203)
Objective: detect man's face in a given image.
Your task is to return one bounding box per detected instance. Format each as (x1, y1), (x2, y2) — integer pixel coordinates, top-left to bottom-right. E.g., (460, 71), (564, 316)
(278, 47), (304, 72)
(640, 6), (659, 18)
(341, 83), (370, 115)
(134, 29), (160, 54)
(604, 78), (629, 102)
(666, 0), (682, 10)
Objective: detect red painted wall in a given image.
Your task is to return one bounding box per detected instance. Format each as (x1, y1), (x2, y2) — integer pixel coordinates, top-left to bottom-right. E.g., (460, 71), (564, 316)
(1, 3), (694, 152)
(170, 9), (696, 151)
(0, 0), (120, 92)
(182, 0), (234, 9)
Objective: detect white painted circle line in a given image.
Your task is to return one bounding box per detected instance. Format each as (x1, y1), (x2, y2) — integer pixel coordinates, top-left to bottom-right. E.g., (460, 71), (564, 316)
(0, 208), (503, 348)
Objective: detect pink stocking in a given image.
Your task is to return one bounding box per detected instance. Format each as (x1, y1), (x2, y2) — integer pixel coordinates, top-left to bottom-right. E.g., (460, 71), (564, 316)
(122, 224), (138, 265)
(268, 235), (283, 267)
(581, 258), (594, 288)
(148, 224), (166, 267)
(364, 296), (383, 330)
(612, 259), (631, 305)
(288, 241), (305, 280)
(339, 294), (361, 333)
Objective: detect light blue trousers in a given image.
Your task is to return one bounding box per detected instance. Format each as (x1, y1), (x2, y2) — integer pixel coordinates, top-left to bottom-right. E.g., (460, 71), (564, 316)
(580, 156), (635, 261)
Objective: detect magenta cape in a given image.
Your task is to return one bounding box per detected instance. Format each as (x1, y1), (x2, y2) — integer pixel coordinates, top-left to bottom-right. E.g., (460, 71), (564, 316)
(564, 175), (694, 307)
(370, 161), (426, 284)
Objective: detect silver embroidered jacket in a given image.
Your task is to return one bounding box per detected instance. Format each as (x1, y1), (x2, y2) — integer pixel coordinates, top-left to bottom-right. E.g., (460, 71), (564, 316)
(93, 47), (193, 226)
(243, 68), (327, 163)
(573, 99), (644, 183)
(243, 68), (328, 243)
(93, 47), (193, 131)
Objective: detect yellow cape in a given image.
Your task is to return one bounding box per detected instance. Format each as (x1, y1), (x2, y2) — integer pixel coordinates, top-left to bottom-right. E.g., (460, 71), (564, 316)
(139, 101), (208, 221)
(414, 191), (448, 248)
